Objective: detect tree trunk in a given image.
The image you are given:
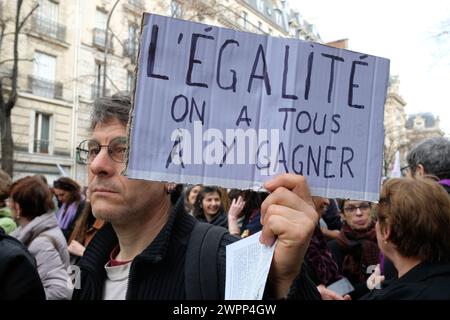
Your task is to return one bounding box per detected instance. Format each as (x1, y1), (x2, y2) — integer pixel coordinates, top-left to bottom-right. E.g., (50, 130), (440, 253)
(0, 99), (14, 176)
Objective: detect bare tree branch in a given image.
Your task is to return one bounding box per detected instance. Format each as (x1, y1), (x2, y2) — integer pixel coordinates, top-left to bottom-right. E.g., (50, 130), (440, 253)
(105, 73), (121, 92)
(18, 3), (39, 32)
(0, 58), (34, 66)
(0, 20), (5, 56)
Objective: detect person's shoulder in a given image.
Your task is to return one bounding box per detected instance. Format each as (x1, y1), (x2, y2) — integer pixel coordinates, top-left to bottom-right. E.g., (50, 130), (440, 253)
(0, 230), (34, 263)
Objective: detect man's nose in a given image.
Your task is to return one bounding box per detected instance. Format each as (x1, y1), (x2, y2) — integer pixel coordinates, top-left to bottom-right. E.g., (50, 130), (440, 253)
(89, 147), (114, 175)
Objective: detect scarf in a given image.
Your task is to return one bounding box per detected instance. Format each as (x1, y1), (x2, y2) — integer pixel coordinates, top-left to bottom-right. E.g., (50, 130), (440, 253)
(439, 179), (450, 187)
(305, 225), (341, 286)
(56, 197), (83, 230)
(336, 223), (379, 284)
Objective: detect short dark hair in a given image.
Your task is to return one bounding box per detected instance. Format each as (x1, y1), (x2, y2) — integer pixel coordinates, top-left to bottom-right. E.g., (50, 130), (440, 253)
(90, 94), (131, 130)
(407, 137), (450, 179)
(10, 176), (52, 219)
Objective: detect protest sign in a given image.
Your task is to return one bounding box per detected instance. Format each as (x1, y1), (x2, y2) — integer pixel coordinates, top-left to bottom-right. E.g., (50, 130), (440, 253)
(126, 13), (390, 201)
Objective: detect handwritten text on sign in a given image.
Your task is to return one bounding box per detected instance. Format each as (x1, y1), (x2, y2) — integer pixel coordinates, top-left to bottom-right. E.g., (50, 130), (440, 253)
(127, 14), (390, 201)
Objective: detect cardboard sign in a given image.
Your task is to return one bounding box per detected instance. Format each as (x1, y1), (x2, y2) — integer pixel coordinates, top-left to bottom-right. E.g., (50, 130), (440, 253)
(127, 13), (390, 201)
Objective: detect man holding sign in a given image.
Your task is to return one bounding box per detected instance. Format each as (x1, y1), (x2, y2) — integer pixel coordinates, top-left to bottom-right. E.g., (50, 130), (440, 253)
(72, 95), (320, 300)
(73, 12), (388, 300)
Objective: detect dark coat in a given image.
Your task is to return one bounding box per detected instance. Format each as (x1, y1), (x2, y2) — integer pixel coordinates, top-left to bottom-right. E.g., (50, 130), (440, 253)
(361, 261), (450, 300)
(0, 228), (45, 300)
(72, 203), (235, 300)
(72, 203), (320, 300)
(197, 209), (228, 229)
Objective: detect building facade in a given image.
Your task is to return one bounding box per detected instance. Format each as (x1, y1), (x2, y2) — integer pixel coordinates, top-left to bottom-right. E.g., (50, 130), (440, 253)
(383, 75), (408, 176)
(406, 112), (445, 151)
(1, 0), (321, 184)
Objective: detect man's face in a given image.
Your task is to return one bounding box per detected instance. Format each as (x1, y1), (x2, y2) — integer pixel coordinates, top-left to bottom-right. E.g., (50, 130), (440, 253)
(88, 118), (165, 225)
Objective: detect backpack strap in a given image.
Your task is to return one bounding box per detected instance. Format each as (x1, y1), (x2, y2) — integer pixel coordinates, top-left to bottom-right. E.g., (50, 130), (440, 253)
(185, 222), (227, 300)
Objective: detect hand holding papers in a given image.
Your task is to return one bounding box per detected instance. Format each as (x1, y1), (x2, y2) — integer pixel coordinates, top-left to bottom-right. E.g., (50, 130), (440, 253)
(225, 231), (276, 300)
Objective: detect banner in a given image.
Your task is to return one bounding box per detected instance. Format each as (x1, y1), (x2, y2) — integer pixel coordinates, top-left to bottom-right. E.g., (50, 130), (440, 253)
(127, 13), (390, 201)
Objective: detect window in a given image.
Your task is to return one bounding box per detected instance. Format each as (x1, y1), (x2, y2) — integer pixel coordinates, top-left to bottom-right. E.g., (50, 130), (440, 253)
(242, 11), (248, 29)
(32, 0), (65, 41)
(256, 0), (264, 12)
(34, 52), (56, 81)
(93, 9), (109, 48)
(95, 9), (107, 30)
(92, 61), (107, 99)
(38, 0), (58, 22)
(274, 9), (283, 25)
(31, 52), (58, 98)
(171, 0), (182, 17)
(127, 23), (138, 61)
(33, 112), (52, 154)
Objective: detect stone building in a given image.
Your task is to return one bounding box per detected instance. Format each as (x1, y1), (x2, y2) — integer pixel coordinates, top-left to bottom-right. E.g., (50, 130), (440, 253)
(383, 75), (408, 176)
(406, 112), (445, 151)
(0, 0), (321, 184)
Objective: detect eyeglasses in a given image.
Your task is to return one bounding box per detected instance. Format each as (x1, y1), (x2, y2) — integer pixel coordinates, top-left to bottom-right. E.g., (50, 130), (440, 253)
(77, 137), (127, 164)
(343, 203), (371, 214)
(400, 165), (410, 176)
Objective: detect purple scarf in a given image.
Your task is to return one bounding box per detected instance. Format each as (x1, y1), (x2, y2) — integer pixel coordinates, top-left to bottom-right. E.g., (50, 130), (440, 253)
(439, 179), (450, 187)
(56, 198), (82, 230)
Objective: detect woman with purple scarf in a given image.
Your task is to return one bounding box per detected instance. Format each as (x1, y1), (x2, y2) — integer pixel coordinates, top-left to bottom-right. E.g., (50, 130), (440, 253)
(53, 177), (86, 240)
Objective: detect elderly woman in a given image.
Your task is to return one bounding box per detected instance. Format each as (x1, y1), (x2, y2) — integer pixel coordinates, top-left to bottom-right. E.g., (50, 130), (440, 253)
(361, 177), (450, 299)
(327, 199), (379, 298)
(10, 176), (72, 300)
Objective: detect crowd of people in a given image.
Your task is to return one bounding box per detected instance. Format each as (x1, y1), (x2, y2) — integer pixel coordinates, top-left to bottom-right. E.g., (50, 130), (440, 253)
(0, 95), (449, 301)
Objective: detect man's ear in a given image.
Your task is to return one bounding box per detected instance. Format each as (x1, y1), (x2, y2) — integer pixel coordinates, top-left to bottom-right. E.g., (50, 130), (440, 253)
(415, 164), (425, 177)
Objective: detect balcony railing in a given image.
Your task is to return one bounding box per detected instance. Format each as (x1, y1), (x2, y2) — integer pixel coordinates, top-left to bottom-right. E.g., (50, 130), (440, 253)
(92, 28), (114, 51)
(31, 15), (66, 42)
(216, 5), (268, 35)
(0, 68), (12, 87)
(91, 84), (111, 100)
(28, 75), (63, 100)
(33, 139), (50, 154)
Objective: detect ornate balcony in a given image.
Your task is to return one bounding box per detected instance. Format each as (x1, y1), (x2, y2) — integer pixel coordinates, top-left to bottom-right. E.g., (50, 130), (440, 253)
(92, 28), (114, 51)
(30, 15), (66, 42)
(28, 75), (63, 100)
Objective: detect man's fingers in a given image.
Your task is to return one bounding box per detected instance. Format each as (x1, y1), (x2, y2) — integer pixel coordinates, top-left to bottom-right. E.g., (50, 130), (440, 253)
(261, 186), (317, 224)
(264, 174), (313, 207)
(260, 204), (315, 246)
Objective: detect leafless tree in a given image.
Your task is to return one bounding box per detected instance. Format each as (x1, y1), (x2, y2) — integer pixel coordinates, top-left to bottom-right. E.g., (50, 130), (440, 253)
(0, 0), (39, 176)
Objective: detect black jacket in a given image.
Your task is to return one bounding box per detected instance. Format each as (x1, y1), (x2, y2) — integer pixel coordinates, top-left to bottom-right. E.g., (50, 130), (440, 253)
(196, 209), (228, 229)
(361, 261), (450, 300)
(73, 202), (235, 300)
(0, 228), (45, 300)
(73, 203), (320, 300)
